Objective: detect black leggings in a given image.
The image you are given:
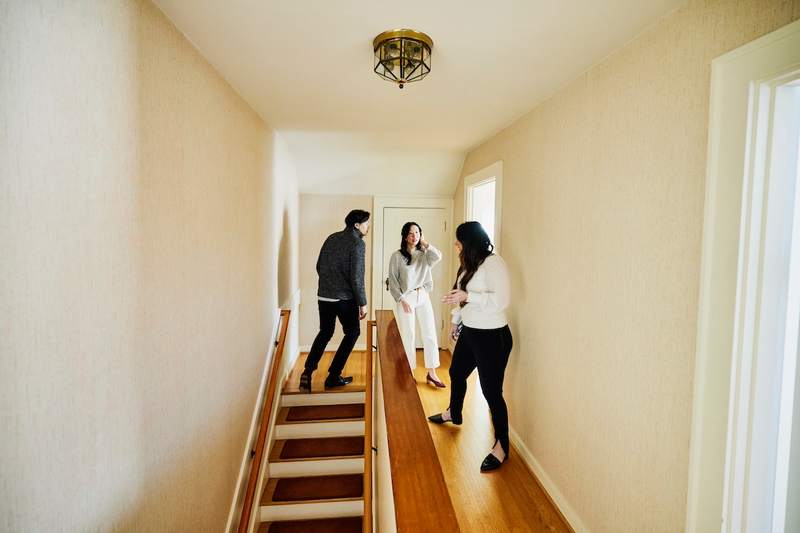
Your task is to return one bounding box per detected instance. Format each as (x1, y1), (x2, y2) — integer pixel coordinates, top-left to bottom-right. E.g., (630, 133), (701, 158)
(449, 325), (513, 447)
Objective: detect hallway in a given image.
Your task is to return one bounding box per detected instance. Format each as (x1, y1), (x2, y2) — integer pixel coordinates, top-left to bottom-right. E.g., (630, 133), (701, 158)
(4, 1), (800, 532)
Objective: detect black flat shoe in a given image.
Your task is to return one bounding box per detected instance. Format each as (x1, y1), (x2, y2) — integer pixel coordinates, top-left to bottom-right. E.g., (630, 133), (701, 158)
(427, 413), (462, 425)
(299, 371), (312, 393)
(480, 453), (505, 472)
(480, 439), (508, 472)
(324, 374), (353, 388)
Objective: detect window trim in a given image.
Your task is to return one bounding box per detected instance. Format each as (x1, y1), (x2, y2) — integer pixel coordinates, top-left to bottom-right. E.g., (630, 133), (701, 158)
(463, 160), (503, 252)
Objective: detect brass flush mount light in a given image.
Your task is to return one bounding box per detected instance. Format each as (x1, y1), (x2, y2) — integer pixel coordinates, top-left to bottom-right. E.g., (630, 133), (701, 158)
(373, 29), (433, 89)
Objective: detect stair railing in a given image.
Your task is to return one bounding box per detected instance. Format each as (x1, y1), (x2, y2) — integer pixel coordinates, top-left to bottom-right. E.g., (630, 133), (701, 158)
(238, 309), (291, 533)
(364, 319), (377, 533)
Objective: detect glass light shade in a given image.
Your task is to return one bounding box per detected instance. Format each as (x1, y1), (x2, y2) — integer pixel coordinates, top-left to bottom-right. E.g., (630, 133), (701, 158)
(373, 29), (432, 89)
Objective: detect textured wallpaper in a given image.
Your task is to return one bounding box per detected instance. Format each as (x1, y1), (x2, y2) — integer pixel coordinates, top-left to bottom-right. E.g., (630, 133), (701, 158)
(0, 1), (298, 531)
(454, 0), (800, 531)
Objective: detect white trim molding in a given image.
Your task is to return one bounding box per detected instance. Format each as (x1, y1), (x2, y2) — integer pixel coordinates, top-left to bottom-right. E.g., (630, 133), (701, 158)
(509, 426), (589, 532)
(259, 499), (363, 522)
(462, 160), (503, 253)
(686, 19), (800, 533)
(224, 307), (285, 533)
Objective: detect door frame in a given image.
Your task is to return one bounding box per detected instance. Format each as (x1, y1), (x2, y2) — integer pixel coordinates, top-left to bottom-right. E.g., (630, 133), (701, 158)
(370, 196), (454, 324)
(686, 19), (800, 533)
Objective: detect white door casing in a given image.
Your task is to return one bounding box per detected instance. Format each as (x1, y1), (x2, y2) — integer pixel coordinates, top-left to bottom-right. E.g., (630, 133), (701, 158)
(687, 19), (800, 533)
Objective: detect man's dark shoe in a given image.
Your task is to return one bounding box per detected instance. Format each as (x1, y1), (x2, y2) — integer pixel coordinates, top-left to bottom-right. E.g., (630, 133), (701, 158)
(299, 371), (312, 393)
(324, 374), (353, 388)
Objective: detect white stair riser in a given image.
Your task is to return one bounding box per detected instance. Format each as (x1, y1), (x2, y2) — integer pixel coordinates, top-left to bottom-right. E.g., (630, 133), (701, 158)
(260, 500), (363, 522)
(281, 392), (365, 407)
(269, 458), (364, 478)
(275, 421), (364, 439)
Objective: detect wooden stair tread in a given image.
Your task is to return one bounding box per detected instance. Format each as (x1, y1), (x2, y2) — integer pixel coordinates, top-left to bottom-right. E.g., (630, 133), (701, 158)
(258, 517), (362, 533)
(261, 474), (363, 504)
(278, 404), (364, 423)
(270, 437), (365, 462)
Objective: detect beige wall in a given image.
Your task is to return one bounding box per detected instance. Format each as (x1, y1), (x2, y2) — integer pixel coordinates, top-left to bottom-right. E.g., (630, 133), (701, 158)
(454, 1), (800, 531)
(0, 1), (298, 531)
(298, 194), (373, 352)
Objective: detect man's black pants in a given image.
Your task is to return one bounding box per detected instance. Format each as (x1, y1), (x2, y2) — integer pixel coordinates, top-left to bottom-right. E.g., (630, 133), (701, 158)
(304, 299), (360, 376)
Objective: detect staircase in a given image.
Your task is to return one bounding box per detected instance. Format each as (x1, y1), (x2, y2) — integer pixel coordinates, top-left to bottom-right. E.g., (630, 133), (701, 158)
(257, 383), (367, 532)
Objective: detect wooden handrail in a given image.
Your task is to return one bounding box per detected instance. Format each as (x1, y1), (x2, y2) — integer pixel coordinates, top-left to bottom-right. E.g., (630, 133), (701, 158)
(237, 309), (291, 533)
(375, 310), (459, 532)
(364, 319), (376, 533)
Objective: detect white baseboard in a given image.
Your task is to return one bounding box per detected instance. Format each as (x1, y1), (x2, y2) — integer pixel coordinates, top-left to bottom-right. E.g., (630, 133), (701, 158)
(508, 425), (590, 533)
(224, 307), (284, 533)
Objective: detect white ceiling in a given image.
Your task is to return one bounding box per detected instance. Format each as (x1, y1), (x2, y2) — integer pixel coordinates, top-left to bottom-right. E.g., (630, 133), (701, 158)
(154, 0), (683, 196)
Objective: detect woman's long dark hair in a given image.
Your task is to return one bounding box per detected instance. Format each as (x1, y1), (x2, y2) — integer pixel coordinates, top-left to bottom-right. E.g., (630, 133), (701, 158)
(399, 222), (423, 265)
(454, 222), (494, 305)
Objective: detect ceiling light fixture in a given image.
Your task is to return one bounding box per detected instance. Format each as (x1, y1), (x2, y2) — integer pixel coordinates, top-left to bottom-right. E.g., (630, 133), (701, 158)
(373, 29), (433, 89)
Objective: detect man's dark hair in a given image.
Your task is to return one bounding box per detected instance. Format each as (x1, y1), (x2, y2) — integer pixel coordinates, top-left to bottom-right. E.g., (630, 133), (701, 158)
(345, 209), (370, 228)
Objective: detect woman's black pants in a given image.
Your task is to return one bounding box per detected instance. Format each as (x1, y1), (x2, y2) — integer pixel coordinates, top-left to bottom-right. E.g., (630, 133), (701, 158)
(448, 325), (513, 449)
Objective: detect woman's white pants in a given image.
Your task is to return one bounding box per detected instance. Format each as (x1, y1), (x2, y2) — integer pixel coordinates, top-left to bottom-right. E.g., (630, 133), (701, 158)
(393, 288), (440, 369)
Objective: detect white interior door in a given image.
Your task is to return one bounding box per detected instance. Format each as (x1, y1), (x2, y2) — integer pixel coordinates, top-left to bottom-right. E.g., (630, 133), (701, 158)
(379, 207), (450, 347)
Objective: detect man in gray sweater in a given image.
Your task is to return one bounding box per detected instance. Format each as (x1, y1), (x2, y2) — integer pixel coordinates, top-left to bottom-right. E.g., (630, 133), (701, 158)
(300, 209), (370, 392)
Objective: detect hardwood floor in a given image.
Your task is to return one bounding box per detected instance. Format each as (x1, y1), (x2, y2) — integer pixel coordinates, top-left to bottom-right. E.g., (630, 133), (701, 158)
(287, 348), (572, 532)
(414, 349), (572, 533)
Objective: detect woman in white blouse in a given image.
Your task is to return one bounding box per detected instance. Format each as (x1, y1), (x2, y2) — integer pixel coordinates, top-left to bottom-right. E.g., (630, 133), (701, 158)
(387, 222), (446, 387)
(428, 221), (513, 472)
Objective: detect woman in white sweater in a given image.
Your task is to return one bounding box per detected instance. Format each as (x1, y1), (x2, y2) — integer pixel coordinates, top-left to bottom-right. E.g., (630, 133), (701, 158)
(387, 222), (445, 387)
(428, 221), (513, 472)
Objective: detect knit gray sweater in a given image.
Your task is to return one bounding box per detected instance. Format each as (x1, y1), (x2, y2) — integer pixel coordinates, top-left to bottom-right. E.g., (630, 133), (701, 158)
(387, 245), (442, 302)
(316, 227), (367, 306)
